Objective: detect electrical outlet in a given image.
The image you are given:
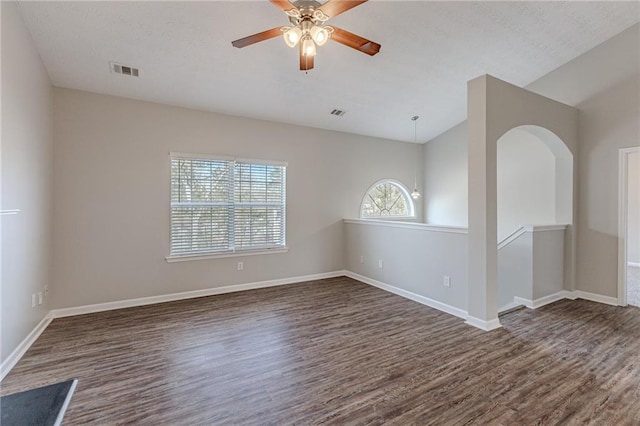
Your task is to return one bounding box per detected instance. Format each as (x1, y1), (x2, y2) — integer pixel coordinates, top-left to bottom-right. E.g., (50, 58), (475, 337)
(237, 261), (244, 271)
(378, 259), (383, 269)
(31, 294), (36, 308)
(360, 255), (364, 264)
(38, 292), (43, 305)
(444, 276), (451, 288)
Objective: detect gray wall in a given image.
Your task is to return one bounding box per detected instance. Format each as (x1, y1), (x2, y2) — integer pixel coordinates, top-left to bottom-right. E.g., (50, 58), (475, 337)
(629, 151), (639, 264)
(498, 232), (533, 309)
(497, 128), (556, 240)
(424, 118), (568, 240)
(423, 24), (639, 299)
(531, 24), (639, 298)
(1, 2), (54, 363)
(344, 221), (469, 313)
(424, 122), (468, 227)
(52, 88), (423, 308)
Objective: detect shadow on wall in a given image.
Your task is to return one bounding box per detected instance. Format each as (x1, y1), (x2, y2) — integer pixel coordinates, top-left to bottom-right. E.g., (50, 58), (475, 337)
(496, 125), (573, 310)
(497, 125), (573, 241)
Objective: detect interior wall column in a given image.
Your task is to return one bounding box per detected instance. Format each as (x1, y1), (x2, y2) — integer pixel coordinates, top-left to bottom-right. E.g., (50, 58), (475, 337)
(466, 75), (501, 331)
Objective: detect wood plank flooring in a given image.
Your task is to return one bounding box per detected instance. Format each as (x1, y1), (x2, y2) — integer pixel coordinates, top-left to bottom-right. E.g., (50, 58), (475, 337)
(3, 276), (640, 425)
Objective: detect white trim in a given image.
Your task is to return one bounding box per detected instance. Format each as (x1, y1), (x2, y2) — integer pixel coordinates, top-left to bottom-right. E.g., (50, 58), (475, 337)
(629, 262), (640, 268)
(344, 271), (468, 319)
(1, 312), (53, 381)
(236, 157), (288, 167)
(514, 290), (574, 309)
(166, 247), (288, 263)
(498, 224), (569, 251)
(465, 316), (502, 331)
(169, 152), (287, 167)
(498, 300), (522, 313)
(169, 152), (234, 161)
(513, 296), (534, 309)
(574, 290), (619, 306)
(52, 271), (345, 318)
(498, 226), (526, 250)
(344, 218), (468, 234)
(527, 224), (569, 232)
(514, 290), (619, 309)
(0, 209), (20, 216)
(618, 147), (638, 306)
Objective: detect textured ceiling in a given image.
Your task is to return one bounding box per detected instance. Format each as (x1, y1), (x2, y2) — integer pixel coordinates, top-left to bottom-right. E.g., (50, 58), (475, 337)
(17, 1), (639, 143)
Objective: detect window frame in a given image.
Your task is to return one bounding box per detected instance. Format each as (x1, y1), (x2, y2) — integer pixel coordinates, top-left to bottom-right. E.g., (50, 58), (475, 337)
(359, 178), (416, 220)
(166, 152), (288, 263)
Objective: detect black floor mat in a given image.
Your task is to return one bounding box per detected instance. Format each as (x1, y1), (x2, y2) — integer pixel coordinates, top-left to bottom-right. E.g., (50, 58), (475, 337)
(1, 379), (77, 426)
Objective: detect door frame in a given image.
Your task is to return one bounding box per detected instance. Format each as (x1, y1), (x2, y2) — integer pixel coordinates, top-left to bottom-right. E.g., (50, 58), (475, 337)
(618, 146), (639, 306)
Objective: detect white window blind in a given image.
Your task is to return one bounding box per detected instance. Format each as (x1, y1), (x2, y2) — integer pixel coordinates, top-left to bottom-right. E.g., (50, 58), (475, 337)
(170, 155), (286, 256)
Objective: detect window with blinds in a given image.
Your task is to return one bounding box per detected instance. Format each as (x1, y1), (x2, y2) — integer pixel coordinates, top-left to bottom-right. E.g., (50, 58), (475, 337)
(170, 154), (286, 256)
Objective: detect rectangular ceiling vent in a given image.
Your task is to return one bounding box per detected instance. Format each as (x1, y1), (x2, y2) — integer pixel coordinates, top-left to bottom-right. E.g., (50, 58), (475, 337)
(330, 109), (346, 117)
(110, 61), (139, 77)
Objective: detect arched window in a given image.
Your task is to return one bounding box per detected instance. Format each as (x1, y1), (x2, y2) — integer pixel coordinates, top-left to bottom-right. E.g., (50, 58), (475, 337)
(360, 179), (415, 219)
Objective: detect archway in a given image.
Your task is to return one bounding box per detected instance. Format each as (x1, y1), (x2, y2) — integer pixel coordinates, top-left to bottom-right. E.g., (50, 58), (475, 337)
(496, 125), (573, 310)
(497, 126), (573, 240)
(466, 75), (578, 331)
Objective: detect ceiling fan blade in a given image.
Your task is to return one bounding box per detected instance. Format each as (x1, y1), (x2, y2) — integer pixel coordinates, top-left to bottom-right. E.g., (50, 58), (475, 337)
(317, 0), (368, 18)
(270, 0), (296, 13)
(232, 27), (283, 48)
(300, 44), (314, 71)
(329, 26), (381, 56)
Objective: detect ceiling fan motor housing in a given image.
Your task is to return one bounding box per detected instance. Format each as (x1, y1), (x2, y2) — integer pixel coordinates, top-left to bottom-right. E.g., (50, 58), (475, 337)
(288, 0), (329, 26)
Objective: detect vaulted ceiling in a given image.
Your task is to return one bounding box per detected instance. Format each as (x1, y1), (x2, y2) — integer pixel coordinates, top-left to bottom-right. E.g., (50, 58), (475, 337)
(17, 1), (639, 142)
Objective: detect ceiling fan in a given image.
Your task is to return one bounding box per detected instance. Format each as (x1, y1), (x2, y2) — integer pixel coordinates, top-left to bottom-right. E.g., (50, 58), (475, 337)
(231, 0), (381, 71)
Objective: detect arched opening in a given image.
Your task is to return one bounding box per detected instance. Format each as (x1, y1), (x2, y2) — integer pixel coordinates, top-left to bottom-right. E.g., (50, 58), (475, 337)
(497, 125), (573, 240)
(496, 125), (573, 310)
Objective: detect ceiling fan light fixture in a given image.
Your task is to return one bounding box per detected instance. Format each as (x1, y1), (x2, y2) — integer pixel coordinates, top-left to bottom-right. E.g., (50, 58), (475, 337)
(310, 25), (329, 46)
(302, 36), (316, 57)
(312, 9), (329, 22)
(231, 0), (381, 72)
(282, 26), (302, 48)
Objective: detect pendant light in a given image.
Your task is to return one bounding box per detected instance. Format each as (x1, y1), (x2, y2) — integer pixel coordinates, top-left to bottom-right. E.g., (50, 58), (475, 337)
(410, 115), (421, 200)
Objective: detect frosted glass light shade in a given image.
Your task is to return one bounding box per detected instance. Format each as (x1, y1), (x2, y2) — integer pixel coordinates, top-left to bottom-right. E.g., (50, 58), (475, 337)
(310, 25), (329, 46)
(283, 27), (302, 48)
(302, 37), (316, 57)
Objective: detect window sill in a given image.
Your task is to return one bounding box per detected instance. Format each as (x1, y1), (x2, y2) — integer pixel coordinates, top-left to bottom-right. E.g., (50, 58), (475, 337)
(166, 247), (289, 263)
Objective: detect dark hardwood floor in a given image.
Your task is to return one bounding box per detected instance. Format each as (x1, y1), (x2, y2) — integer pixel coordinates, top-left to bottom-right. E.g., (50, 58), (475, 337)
(3, 277), (640, 425)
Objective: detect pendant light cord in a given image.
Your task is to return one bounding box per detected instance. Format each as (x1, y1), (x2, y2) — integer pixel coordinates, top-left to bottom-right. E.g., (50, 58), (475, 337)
(410, 116), (420, 200)
(412, 116), (419, 188)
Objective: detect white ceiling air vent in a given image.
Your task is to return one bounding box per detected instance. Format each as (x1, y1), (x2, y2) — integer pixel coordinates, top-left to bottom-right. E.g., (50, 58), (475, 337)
(330, 109), (346, 117)
(110, 61), (139, 77)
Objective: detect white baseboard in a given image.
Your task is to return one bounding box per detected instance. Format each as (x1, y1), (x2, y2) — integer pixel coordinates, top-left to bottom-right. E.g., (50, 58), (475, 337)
(344, 271), (468, 319)
(514, 290), (574, 309)
(573, 290), (619, 306)
(498, 300), (523, 313)
(514, 289), (618, 309)
(465, 316), (502, 331)
(1, 271), (345, 381)
(512, 296), (534, 309)
(52, 271), (346, 318)
(2, 271), (624, 382)
(1, 312), (53, 381)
